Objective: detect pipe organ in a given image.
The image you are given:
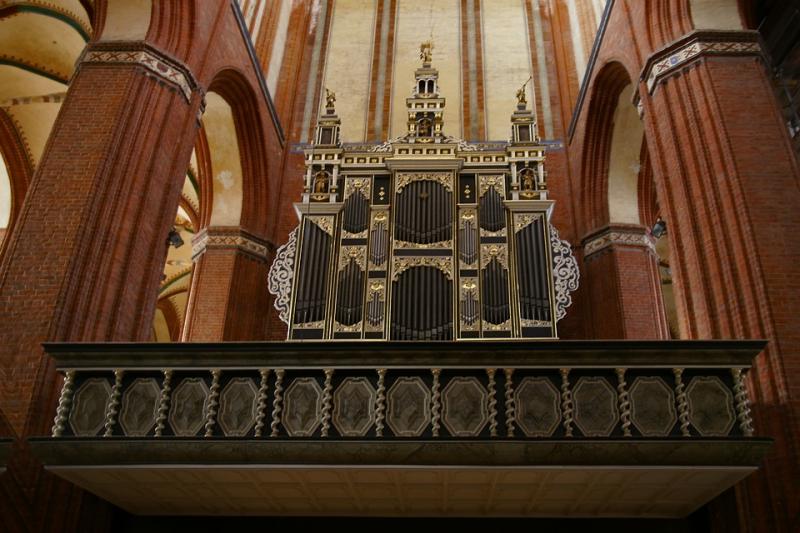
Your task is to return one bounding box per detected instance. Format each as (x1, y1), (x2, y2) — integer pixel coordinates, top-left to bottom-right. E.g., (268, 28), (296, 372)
(286, 49), (559, 341)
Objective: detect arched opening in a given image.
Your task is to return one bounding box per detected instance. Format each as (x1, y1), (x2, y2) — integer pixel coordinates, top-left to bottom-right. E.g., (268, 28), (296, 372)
(580, 62), (670, 339)
(155, 69), (274, 342)
(0, 152), (10, 246)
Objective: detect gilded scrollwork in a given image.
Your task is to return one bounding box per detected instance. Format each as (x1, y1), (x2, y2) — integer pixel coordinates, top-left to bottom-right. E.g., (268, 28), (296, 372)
(459, 277), (479, 331)
(309, 216), (334, 236)
(344, 177), (371, 199)
(338, 246), (366, 270)
(393, 238), (452, 249)
(513, 213), (542, 233)
(268, 227), (297, 326)
(478, 175), (505, 197)
(392, 256), (453, 281)
(550, 224), (579, 322)
(365, 281), (386, 331)
(480, 244), (508, 269)
(395, 172), (453, 192)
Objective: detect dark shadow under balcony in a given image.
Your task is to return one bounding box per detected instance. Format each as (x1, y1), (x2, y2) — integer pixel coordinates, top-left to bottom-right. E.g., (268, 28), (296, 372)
(29, 340), (771, 518)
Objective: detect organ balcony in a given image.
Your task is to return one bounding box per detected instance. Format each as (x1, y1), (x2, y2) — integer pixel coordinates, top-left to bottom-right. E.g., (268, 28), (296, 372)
(30, 340), (771, 518)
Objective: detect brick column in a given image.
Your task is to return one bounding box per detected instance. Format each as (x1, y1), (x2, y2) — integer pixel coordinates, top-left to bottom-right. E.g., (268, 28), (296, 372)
(0, 42), (202, 531)
(581, 224), (668, 339)
(640, 30), (800, 531)
(182, 227), (274, 341)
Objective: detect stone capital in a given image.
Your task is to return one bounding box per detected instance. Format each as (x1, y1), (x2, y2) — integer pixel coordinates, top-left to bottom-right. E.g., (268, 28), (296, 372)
(78, 41), (202, 102)
(192, 227), (275, 262)
(581, 224), (656, 259)
(641, 30), (763, 94)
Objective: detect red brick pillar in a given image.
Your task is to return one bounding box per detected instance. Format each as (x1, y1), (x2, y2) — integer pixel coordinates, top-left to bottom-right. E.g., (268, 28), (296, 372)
(640, 30), (800, 531)
(581, 224), (669, 339)
(0, 41), (203, 531)
(182, 227), (274, 341)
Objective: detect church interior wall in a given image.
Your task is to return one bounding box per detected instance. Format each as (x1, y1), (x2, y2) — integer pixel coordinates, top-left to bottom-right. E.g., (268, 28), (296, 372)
(0, 0), (798, 531)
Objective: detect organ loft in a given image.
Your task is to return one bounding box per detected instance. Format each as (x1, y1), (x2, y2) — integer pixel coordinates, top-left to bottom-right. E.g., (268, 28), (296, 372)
(278, 45), (570, 341)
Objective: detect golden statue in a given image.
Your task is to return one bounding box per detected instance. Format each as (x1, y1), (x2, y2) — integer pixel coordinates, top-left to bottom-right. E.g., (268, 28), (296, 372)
(516, 85), (527, 106)
(420, 40), (433, 63)
(325, 87), (336, 109)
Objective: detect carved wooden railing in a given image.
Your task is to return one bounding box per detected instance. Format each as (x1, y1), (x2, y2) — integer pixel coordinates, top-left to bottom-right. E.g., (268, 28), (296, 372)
(44, 340), (761, 441)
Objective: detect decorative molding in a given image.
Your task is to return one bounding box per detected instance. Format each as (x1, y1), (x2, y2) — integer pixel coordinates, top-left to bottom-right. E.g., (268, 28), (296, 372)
(80, 43), (199, 102)
(192, 228), (273, 262)
(550, 225), (579, 322)
(642, 30), (762, 94)
(582, 226), (656, 257)
(268, 227), (298, 325)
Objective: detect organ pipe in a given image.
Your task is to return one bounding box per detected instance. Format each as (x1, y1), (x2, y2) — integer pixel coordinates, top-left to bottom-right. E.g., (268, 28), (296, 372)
(335, 258), (364, 326)
(293, 219), (331, 324)
(391, 266), (452, 340)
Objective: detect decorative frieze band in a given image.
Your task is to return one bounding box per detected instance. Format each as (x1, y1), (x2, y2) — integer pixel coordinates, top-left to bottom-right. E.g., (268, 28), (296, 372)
(643, 30), (762, 94)
(582, 226), (656, 258)
(192, 228), (274, 262)
(80, 43), (199, 102)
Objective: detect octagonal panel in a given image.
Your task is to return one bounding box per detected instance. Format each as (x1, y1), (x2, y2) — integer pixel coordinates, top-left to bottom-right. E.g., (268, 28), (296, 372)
(282, 377), (323, 437)
(629, 377), (677, 437)
(169, 378), (209, 437)
(219, 378), (258, 436)
(69, 378), (111, 436)
(573, 377), (619, 437)
(387, 377), (430, 437)
(686, 376), (735, 437)
(119, 378), (160, 436)
(442, 377), (488, 437)
(333, 377), (376, 437)
(514, 377), (561, 437)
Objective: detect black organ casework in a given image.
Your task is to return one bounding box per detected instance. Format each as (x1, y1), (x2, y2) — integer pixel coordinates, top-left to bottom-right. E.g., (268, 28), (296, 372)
(287, 47), (556, 340)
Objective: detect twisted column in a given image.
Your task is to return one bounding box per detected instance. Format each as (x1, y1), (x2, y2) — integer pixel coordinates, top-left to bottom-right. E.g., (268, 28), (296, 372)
(104, 369), (124, 437)
(375, 368), (386, 437)
(254, 369), (271, 437)
(504, 368), (515, 437)
(204, 369), (221, 437)
(486, 368), (498, 437)
(270, 369), (285, 437)
(321, 369), (334, 437)
(154, 369), (173, 437)
(51, 370), (76, 437)
(560, 368), (573, 437)
(731, 368), (754, 437)
(616, 368), (632, 437)
(431, 368), (441, 437)
(673, 368), (690, 437)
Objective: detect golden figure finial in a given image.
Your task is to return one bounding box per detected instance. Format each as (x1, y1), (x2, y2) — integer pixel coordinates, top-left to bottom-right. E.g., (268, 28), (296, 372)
(516, 86), (527, 106)
(325, 87), (336, 110)
(420, 40), (433, 64)
(516, 77), (532, 107)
